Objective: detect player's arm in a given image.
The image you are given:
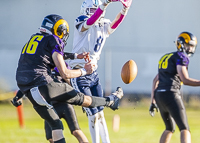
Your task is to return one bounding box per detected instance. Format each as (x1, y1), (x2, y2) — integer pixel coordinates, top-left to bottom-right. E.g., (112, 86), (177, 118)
(149, 74), (159, 117)
(52, 52), (93, 80)
(151, 74), (159, 104)
(177, 65), (200, 86)
(108, 0), (132, 34)
(81, 2), (109, 32)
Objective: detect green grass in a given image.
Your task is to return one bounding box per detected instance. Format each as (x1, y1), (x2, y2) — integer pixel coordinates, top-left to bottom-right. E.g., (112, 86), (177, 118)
(0, 101), (200, 143)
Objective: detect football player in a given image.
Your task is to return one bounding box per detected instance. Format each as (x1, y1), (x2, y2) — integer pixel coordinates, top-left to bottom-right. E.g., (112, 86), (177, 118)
(149, 32), (199, 143)
(68, 0), (132, 142)
(16, 14), (123, 143)
(12, 55), (89, 143)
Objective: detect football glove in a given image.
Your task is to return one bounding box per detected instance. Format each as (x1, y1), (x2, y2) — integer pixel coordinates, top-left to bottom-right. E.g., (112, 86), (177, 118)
(149, 103), (158, 117)
(11, 97), (22, 107)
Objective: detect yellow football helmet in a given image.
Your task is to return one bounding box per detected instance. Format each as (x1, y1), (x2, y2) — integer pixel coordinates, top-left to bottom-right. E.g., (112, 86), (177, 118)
(175, 31), (197, 56)
(39, 14), (69, 45)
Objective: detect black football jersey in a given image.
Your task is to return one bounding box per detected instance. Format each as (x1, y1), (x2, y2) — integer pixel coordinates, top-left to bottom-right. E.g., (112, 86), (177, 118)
(157, 51), (189, 91)
(16, 33), (65, 93)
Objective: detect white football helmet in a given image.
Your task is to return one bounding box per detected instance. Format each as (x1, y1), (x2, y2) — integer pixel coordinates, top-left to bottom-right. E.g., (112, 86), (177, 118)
(80, 0), (105, 17)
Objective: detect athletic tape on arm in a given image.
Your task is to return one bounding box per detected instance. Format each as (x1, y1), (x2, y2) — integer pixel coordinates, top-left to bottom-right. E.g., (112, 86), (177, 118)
(108, 14), (125, 34)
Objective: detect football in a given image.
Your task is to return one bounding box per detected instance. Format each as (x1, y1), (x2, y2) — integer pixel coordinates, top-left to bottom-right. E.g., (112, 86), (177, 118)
(121, 59), (138, 84)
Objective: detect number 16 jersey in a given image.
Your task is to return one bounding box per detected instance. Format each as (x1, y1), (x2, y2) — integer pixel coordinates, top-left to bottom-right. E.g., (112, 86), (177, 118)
(16, 33), (64, 93)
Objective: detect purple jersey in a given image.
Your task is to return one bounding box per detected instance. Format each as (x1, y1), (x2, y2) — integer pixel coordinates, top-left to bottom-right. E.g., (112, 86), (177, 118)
(157, 51), (189, 91)
(16, 33), (65, 93)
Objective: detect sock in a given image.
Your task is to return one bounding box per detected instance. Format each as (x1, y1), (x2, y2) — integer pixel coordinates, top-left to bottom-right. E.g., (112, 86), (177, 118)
(89, 96), (109, 108)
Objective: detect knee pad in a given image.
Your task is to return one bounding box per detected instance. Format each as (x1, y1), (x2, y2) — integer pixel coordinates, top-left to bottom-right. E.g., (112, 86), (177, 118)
(49, 119), (64, 130)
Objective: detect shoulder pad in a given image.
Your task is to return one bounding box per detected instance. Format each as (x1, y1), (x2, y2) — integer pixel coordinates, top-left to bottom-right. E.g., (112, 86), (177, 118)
(75, 15), (89, 29)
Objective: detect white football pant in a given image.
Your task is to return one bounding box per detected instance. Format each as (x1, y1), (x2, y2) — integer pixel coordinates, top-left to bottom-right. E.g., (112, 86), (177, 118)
(88, 110), (110, 143)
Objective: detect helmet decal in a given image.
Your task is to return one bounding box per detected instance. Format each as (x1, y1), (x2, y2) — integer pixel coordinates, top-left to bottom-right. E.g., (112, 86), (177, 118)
(178, 33), (191, 44)
(53, 19), (69, 39)
(45, 22), (53, 29)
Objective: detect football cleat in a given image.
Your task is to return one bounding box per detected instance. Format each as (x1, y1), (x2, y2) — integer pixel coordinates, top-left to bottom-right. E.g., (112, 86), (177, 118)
(106, 87), (123, 111)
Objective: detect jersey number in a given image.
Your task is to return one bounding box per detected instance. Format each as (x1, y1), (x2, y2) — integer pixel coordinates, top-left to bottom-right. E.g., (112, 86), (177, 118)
(22, 35), (44, 54)
(159, 53), (173, 69)
(94, 36), (103, 52)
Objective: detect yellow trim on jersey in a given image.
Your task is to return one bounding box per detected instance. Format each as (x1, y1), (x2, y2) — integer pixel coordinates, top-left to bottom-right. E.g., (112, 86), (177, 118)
(53, 19), (69, 39)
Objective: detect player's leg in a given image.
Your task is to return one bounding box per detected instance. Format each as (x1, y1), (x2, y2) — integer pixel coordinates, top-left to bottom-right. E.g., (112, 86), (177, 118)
(160, 130), (173, 143)
(90, 79), (110, 143)
(44, 120), (54, 143)
(88, 113), (100, 143)
(48, 139), (54, 143)
(167, 92), (191, 143)
(78, 86), (100, 143)
(25, 90), (65, 143)
(38, 81), (122, 110)
(57, 102), (89, 143)
(71, 72), (100, 143)
(71, 75), (100, 143)
(180, 130), (191, 143)
(98, 110), (110, 143)
(70, 77), (123, 110)
(154, 91), (175, 143)
(72, 130), (89, 143)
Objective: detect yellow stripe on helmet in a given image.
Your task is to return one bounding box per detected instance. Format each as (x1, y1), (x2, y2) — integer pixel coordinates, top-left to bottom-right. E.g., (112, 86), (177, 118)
(178, 33), (191, 44)
(53, 19), (69, 39)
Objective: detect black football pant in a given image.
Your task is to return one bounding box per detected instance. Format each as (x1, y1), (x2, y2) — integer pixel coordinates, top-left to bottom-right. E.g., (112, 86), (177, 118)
(154, 90), (190, 132)
(25, 81), (85, 143)
(44, 102), (80, 140)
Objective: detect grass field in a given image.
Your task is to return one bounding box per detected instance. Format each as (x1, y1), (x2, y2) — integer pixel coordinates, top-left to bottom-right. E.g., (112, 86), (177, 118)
(0, 100), (200, 143)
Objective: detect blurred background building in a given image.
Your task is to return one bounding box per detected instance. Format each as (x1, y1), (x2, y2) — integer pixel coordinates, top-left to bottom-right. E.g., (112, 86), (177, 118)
(0, 0), (200, 96)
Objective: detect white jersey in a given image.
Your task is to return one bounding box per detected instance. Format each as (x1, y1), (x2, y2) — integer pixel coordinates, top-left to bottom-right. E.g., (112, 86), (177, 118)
(69, 15), (111, 69)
